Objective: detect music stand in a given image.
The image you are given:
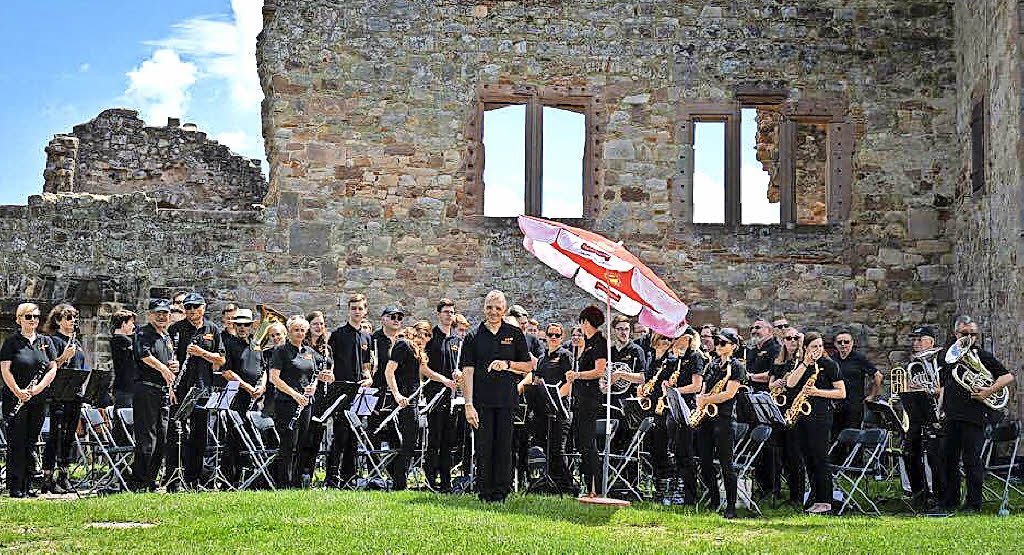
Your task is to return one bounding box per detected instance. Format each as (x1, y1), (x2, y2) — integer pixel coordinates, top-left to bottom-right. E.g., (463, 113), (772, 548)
(50, 368), (90, 403)
(314, 381), (361, 424)
(204, 383), (239, 491)
(82, 368), (113, 407)
(746, 392), (786, 426)
(527, 383), (572, 495)
(665, 387), (691, 425)
(165, 386), (201, 492)
(353, 386), (380, 416)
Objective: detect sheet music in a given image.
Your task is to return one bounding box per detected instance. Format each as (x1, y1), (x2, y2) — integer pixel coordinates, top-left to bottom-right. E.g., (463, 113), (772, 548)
(353, 386), (380, 416)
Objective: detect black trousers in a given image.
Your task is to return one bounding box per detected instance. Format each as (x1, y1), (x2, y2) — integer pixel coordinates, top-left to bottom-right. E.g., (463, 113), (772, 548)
(573, 395), (602, 493)
(697, 415), (737, 510)
(648, 414), (673, 478)
(388, 406), (418, 490)
(273, 397), (311, 488)
(530, 403), (571, 488)
(781, 424), (806, 504)
(671, 417), (699, 502)
(43, 399), (82, 471)
(476, 404), (515, 499)
(831, 399), (864, 464)
(426, 396), (458, 489)
(131, 384), (169, 490)
(904, 419), (945, 499)
(5, 400), (46, 493)
(942, 419), (985, 510)
(796, 412), (833, 504)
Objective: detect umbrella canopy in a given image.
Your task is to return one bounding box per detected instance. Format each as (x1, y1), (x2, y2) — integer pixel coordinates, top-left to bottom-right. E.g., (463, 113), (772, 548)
(517, 215), (689, 337)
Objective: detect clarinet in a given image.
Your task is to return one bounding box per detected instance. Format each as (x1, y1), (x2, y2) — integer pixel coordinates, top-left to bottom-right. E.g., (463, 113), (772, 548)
(171, 331), (203, 398)
(248, 353), (269, 412)
(287, 346), (318, 430)
(12, 368), (44, 416)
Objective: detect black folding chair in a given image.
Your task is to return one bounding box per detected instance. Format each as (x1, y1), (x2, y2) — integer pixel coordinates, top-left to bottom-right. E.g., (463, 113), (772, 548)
(345, 409), (396, 490)
(830, 428), (888, 515)
(733, 424), (772, 515)
(229, 410), (276, 490)
(605, 416), (653, 500)
(982, 421), (1022, 515)
(79, 406), (132, 494)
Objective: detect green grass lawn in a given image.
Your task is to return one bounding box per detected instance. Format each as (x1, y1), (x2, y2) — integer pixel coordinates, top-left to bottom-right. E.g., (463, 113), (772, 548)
(2, 490), (1023, 554)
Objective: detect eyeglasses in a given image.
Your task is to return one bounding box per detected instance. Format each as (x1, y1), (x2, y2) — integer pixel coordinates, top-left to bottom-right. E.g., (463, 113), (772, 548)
(235, 322), (253, 328)
(64, 315), (78, 321)
(614, 327), (631, 333)
(387, 314), (404, 321)
(715, 340), (732, 347)
(774, 323), (790, 329)
(440, 309), (456, 315)
(784, 336), (800, 342)
(836, 339), (851, 345)
(22, 313), (40, 321)
(184, 304), (202, 310)
(959, 332), (979, 337)
(750, 325), (763, 331)
(547, 333), (562, 338)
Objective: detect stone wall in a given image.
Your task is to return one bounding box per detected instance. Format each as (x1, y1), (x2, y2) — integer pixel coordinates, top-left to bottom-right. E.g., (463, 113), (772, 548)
(256, 0), (961, 367)
(952, 0), (1024, 414)
(43, 109), (267, 211)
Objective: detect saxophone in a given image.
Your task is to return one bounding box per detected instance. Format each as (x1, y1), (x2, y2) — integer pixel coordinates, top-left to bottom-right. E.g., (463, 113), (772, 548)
(784, 362), (821, 426)
(637, 354), (672, 411)
(655, 360), (681, 416)
(688, 359), (732, 428)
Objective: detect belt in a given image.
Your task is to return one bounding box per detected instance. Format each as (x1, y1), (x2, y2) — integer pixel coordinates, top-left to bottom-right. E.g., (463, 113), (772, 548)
(137, 381), (168, 392)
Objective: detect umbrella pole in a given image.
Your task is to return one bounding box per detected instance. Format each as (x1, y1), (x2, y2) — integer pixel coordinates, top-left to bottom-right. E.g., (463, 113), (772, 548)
(602, 293), (612, 498)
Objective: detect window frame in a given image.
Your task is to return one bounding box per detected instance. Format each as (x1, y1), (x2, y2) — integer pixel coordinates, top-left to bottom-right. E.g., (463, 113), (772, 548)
(676, 94), (852, 228)
(467, 84), (601, 219)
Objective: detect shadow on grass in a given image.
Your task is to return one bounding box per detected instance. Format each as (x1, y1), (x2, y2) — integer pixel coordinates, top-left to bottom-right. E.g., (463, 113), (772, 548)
(404, 492), (621, 526)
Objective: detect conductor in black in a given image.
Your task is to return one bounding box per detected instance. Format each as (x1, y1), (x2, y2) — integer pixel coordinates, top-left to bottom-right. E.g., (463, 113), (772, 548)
(459, 290), (531, 502)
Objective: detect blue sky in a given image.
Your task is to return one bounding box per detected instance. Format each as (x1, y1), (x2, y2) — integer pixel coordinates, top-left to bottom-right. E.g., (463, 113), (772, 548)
(0, 0), (265, 205)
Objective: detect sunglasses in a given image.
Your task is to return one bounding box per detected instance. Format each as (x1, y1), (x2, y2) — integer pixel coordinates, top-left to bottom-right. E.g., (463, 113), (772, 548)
(784, 336), (800, 341)
(774, 323), (790, 329)
(184, 304), (203, 310)
(750, 325), (763, 330)
(64, 315), (78, 321)
(235, 322), (253, 328)
(387, 314), (404, 321)
(715, 339), (732, 347)
(547, 333), (562, 338)
(836, 339), (851, 345)
(22, 313), (40, 321)
(959, 332), (979, 337)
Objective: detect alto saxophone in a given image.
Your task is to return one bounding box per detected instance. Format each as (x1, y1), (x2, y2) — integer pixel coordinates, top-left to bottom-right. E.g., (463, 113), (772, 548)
(784, 362), (821, 426)
(655, 363), (681, 416)
(637, 356), (672, 411)
(688, 360), (732, 428)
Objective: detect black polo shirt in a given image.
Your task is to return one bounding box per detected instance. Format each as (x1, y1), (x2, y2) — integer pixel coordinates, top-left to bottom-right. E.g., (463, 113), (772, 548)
(701, 357), (748, 419)
(536, 346), (573, 385)
(370, 329), (395, 390)
(790, 358), (843, 415)
(271, 341), (322, 400)
(0, 332), (57, 407)
(458, 321), (530, 408)
(110, 333), (137, 394)
(675, 350), (707, 403)
(612, 341), (647, 375)
(328, 323), (370, 383)
(135, 323), (174, 386)
(51, 332), (87, 371)
(389, 338), (422, 397)
(169, 317), (225, 391)
(941, 347), (1010, 426)
(224, 333), (263, 385)
(836, 350), (878, 403)
(574, 332), (608, 401)
(746, 337), (781, 392)
(425, 330), (462, 397)
(641, 350), (676, 407)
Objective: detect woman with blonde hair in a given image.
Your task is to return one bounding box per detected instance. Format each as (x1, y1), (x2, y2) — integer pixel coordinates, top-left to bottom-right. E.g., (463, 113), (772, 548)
(1, 303), (63, 497)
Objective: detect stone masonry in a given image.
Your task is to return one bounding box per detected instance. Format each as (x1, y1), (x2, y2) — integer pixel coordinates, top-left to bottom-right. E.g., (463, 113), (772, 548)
(0, 1), (1020, 415)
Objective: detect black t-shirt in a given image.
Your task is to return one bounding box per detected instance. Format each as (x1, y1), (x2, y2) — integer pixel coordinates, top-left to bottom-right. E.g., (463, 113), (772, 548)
(328, 323), (370, 383)
(746, 338), (781, 392)
(770, 358), (798, 408)
(574, 332), (608, 400)
(0, 332), (57, 407)
(536, 346), (574, 385)
(271, 342), (323, 400)
(941, 347), (1010, 425)
(370, 329), (395, 390)
(675, 350), (707, 404)
(52, 332), (87, 371)
(701, 357), (748, 419)
(426, 331), (463, 397)
(224, 333), (263, 385)
(836, 350), (877, 403)
(110, 333), (137, 394)
(790, 358), (843, 415)
(459, 321), (530, 408)
(611, 341), (647, 375)
(169, 318), (226, 391)
(135, 323), (175, 386)
(389, 338), (422, 397)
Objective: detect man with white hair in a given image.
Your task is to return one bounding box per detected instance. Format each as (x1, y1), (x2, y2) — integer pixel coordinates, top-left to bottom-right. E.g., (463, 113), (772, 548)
(459, 290), (531, 502)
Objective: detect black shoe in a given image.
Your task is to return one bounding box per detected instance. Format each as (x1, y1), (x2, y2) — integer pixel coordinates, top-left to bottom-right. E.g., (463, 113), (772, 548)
(25, 489), (39, 498)
(10, 490), (25, 499)
(41, 476), (54, 494)
(56, 470), (74, 493)
(723, 507), (738, 519)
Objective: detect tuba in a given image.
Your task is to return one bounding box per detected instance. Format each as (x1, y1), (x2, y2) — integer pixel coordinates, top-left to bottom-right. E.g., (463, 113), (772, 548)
(250, 304), (287, 351)
(906, 347), (942, 394)
(599, 362), (633, 395)
(946, 336), (1009, 411)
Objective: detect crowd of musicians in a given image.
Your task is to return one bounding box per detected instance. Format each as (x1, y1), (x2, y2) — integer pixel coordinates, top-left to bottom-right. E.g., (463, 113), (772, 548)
(0, 290), (1014, 518)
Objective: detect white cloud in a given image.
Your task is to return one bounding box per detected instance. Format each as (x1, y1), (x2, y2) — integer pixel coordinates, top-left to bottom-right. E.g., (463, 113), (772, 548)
(692, 170), (725, 224)
(740, 160), (780, 224)
(78, 63), (90, 73)
(146, 0), (264, 110)
(124, 49), (197, 124)
(214, 131), (252, 154)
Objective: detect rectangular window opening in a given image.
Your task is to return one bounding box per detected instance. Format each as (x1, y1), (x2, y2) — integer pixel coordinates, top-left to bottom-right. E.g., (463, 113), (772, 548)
(740, 107), (781, 225)
(794, 121), (829, 225)
(541, 106), (585, 218)
(970, 99), (985, 195)
(483, 104), (527, 217)
(692, 120), (726, 224)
